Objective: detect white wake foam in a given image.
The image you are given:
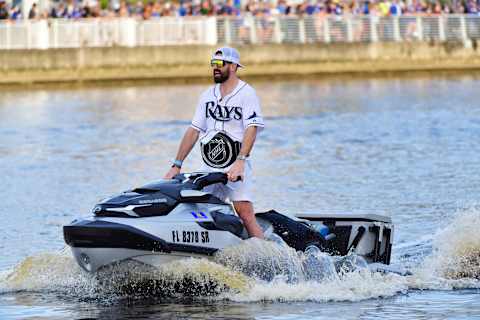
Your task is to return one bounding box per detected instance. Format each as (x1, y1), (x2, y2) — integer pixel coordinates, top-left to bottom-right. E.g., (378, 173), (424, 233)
(215, 238), (409, 302)
(227, 270), (408, 302)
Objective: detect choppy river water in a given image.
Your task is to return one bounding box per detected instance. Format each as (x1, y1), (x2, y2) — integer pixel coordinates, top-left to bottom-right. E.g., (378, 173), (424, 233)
(1, 75), (480, 319)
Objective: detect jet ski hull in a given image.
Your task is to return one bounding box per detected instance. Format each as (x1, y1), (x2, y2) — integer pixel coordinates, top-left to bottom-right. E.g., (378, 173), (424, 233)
(69, 246), (212, 273)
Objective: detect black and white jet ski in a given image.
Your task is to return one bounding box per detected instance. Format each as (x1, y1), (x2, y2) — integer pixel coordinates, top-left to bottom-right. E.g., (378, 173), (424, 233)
(63, 172), (394, 273)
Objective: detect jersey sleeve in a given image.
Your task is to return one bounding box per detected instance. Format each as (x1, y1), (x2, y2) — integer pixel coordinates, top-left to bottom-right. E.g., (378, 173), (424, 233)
(190, 94), (207, 132)
(242, 89), (265, 133)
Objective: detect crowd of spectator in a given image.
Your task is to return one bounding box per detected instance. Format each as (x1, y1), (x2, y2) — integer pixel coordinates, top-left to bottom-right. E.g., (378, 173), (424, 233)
(0, 0), (479, 21)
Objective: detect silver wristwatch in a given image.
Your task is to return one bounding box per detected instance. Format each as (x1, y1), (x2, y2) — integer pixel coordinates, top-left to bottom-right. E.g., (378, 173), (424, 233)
(237, 155), (248, 161)
(171, 159), (183, 168)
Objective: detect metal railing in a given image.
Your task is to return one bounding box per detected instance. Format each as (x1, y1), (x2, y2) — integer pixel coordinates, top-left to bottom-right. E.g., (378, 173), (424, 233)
(1, 15), (479, 49)
(217, 15), (480, 44)
(0, 17), (218, 49)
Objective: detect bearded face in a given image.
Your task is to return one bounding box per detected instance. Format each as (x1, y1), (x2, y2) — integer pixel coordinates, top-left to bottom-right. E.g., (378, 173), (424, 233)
(213, 63), (231, 83)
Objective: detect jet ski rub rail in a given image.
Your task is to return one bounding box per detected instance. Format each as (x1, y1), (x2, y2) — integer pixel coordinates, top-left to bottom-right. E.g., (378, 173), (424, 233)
(63, 220), (217, 256)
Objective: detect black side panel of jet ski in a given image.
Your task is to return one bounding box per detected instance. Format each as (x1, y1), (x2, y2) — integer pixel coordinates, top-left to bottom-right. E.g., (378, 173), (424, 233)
(211, 211), (244, 237)
(63, 220), (217, 255)
(256, 210), (327, 251)
(64, 220), (171, 251)
(197, 211), (245, 239)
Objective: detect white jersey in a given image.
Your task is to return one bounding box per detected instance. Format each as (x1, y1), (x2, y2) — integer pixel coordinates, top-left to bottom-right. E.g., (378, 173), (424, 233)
(190, 80), (264, 202)
(190, 80), (265, 142)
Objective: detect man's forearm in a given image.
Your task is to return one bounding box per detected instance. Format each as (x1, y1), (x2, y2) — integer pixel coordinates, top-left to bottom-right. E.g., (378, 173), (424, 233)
(175, 127), (200, 161)
(239, 126), (258, 157)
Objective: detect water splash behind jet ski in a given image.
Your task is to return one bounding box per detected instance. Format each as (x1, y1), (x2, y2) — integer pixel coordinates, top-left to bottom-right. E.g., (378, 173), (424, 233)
(214, 237), (377, 283)
(215, 237), (341, 283)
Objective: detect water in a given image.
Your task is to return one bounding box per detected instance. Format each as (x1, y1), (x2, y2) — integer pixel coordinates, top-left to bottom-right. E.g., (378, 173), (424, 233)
(1, 74), (480, 319)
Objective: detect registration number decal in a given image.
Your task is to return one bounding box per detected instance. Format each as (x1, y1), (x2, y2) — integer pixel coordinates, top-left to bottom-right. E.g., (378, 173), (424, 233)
(172, 230), (210, 243)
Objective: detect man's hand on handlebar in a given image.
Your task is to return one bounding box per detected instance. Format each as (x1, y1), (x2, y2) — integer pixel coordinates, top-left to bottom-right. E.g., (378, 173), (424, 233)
(227, 159), (244, 182)
(164, 166), (181, 179)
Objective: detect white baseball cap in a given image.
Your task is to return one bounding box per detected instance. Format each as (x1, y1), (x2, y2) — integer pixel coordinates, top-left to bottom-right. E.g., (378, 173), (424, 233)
(211, 47), (244, 68)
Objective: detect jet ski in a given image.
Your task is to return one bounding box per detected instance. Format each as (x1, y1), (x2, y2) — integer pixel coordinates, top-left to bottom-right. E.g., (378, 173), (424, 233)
(63, 172), (394, 273)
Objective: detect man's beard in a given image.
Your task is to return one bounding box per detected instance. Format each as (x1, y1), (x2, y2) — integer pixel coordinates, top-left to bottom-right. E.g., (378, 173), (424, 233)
(213, 68), (230, 83)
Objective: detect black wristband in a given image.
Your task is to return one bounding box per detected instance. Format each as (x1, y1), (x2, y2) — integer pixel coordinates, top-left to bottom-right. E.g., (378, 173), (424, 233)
(171, 159), (183, 168)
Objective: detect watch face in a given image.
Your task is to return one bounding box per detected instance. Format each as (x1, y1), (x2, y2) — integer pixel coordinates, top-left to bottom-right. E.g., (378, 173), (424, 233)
(201, 132), (237, 168)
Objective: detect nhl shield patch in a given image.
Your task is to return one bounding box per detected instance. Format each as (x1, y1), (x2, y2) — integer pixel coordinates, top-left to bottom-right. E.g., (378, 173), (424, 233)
(201, 132), (239, 168)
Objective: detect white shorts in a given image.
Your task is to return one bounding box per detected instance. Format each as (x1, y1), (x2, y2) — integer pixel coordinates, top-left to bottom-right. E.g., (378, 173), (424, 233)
(201, 160), (253, 203)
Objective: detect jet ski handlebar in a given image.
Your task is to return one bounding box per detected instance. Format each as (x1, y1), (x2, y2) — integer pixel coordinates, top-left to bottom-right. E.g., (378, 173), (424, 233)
(175, 172), (241, 190)
(191, 172), (228, 189)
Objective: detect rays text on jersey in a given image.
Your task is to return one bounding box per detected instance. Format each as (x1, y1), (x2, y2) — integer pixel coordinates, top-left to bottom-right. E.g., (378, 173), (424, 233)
(205, 101), (242, 121)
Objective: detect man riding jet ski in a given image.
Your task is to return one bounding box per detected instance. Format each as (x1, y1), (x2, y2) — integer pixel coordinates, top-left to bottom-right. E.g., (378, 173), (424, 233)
(64, 172), (394, 273)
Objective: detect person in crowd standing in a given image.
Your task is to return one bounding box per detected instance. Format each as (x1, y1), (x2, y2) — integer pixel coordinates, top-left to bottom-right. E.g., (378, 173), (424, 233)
(0, 0), (9, 19)
(28, 3), (37, 19)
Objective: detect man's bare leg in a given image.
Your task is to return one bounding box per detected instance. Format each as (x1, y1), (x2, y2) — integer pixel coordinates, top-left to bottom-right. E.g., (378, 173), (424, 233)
(233, 201), (264, 239)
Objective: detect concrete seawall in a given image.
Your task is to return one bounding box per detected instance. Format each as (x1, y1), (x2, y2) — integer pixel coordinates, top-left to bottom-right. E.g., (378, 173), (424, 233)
(1, 42), (480, 85)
